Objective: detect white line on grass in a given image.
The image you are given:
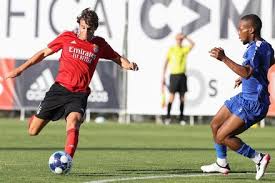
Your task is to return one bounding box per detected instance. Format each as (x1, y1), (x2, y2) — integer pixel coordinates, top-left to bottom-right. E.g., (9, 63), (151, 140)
(84, 173), (275, 183)
(84, 173), (220, 183)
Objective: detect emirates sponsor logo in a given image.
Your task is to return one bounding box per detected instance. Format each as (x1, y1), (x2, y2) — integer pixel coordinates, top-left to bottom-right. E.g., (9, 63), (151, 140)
(26, 69), (54, 101)
(69, 46), (96, 64)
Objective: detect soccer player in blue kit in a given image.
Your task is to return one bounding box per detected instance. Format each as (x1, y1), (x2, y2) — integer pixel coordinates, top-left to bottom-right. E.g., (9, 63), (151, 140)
(201, 14), (274, 180)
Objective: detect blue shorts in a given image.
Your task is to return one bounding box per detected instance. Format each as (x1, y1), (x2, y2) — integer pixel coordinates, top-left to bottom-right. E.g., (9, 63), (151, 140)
(224, 93), (269, 129)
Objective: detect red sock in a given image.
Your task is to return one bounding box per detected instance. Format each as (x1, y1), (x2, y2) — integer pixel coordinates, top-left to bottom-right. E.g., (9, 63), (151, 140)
(65, 128), (79, 158)
(28, 115), (35, 129)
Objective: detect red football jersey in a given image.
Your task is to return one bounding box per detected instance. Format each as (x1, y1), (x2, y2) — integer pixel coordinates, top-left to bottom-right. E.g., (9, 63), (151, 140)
(47, 31), (120, 93)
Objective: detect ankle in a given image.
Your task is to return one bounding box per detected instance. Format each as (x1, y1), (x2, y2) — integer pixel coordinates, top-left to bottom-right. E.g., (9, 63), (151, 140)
(217, 158), (227, 167)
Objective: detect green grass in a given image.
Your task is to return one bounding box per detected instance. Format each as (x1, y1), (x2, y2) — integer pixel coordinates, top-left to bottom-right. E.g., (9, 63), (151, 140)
(0, 118), (275, 183)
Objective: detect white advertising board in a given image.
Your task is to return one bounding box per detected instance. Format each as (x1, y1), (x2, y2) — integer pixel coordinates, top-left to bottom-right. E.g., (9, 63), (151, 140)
(127, 0), (275, 115)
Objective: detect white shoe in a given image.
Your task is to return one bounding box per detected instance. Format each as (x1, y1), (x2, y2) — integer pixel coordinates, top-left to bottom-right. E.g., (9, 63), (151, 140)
(180, 120), (186, 126)
(201, 162), (230, 174)
(164, 118), (171, 125)
(255, 154), (271, 180)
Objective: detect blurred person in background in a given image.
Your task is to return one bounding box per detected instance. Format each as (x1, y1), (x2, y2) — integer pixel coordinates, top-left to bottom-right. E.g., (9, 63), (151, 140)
(201, 14), (273, 180)
(5, 8), (138, 161)
(162, 33), (195, 125)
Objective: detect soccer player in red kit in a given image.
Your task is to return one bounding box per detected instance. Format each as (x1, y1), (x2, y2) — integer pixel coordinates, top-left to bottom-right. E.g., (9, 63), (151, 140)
(5, 8), (139, 159)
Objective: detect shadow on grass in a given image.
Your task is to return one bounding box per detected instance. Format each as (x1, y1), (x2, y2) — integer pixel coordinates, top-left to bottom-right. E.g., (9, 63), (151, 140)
(71, 168), (257, 177)
(71, 168), (203, 177)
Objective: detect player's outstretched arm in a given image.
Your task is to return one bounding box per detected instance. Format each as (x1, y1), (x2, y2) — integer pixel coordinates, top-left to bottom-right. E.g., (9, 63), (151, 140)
(113, 56), (139, 71)
(209, 47), (253, 79)
(5, 48), (54, 79)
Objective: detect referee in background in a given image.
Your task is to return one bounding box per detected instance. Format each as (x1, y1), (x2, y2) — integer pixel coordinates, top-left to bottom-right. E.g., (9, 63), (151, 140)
(162, 33), (195, 125)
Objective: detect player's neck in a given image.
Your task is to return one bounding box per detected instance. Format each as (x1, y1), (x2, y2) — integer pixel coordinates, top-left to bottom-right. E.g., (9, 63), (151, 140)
(77, 34), (93, 42)
(250, 35), (262, 43)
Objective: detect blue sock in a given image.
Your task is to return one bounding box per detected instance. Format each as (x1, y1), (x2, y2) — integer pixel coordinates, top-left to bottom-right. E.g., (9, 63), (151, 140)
(236, 143), (256, 158)
(214, 143), (227, 159)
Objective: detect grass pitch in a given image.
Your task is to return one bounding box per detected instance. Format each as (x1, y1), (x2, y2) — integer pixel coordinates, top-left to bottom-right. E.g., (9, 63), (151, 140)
(0, 118), (274, 183)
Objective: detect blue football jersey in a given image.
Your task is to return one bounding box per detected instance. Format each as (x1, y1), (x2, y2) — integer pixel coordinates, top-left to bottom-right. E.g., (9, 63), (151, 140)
(242, 40), (274, 102)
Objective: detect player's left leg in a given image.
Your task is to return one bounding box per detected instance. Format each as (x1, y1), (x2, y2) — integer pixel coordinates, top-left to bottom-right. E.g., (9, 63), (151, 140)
(178, 74), (187, 125)
(63, 91), (88, 158)
(28, 115), (50, 136)
(65, 112), (83, 158)
(165, 93), (175, 125)
(179, 93), (186, 125)
(165, 74), (178, 124)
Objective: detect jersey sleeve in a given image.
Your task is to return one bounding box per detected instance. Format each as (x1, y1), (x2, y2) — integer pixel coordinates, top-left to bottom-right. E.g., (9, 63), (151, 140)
(99, 39), (120, 60)
(47, 32), (68, 53)
(243, 46), (261, 69)
(183, 46), (191, 54)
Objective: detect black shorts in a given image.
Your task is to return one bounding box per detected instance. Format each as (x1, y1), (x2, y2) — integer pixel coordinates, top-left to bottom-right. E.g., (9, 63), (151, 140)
(169, 73), (188, 95)
(35, 83), (89, 121)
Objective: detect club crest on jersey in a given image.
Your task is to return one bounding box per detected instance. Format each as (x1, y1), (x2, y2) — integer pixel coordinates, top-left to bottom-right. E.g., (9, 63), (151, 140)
(93, 44), (99, 53)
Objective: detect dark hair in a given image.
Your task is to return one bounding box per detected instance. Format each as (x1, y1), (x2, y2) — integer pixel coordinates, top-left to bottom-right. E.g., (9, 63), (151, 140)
(241, 14), (262, 36)
(77, 8), (99, 30)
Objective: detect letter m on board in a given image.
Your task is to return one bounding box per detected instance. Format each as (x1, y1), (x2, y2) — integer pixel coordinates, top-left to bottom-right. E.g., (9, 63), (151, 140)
(220, 0), (261, 39)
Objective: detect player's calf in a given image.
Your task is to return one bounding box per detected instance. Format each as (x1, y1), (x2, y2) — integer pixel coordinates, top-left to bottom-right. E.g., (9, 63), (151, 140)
(28, 116), (49, 136)
(28, 115), (39, 136)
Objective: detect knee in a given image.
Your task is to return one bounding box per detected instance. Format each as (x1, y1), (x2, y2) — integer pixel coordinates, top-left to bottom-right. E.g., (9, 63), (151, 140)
(215, 133), (225, 145)
(28, 128), (39, 136)
(210, 120), (219, 131)
(66, 112), (83, 129)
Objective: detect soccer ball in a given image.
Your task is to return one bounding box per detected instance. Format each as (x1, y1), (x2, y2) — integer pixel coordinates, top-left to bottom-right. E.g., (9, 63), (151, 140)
(48, 151), (72, 175)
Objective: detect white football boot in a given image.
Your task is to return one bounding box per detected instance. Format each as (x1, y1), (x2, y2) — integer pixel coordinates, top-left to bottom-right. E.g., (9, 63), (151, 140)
(201, 162), (230, 174)
(255, 154), (271, 180)
(164, 118), (171, 125)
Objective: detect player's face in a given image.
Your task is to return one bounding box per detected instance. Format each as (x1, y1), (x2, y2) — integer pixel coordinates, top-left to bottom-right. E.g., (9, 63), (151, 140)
(238, 20), (251, 45)
(78, 19), (94, 41)
(176, 34), (184, 45)
(176, 38), (183, 45)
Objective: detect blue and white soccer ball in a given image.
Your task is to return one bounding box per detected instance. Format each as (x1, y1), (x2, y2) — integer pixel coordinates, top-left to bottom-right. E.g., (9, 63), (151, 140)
(48, 151), (72, 175)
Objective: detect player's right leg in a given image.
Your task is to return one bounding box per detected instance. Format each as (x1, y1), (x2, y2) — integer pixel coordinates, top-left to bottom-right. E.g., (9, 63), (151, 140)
(164, 93), (175, 125)
(164, 74), (178, 125)
(28, 115), (50, 136)
(64, 112), (83, 158)
(201, 105), (232, 174)
(62, 90), (88, 159)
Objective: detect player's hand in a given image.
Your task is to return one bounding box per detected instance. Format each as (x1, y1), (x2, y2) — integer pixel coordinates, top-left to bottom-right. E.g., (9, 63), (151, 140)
(234, 77), (242, 88)
(130, 62), (139, 71)
(4, 68), (22, 79)
(209, 47), (226, 61)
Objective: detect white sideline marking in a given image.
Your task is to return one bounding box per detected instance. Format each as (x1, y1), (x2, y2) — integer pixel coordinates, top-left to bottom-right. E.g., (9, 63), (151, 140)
(84, 173), (220, 183)
(84, 173), (275, 183)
